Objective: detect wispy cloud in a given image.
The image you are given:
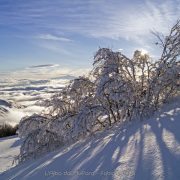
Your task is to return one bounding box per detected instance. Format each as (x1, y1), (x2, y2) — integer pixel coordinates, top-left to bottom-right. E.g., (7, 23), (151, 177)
(37, 41), (72, 55)
(35, 34), (73, 55)
(0, 0), (178, 43)
(0, 65), (90, 81)
(36, 34), (72, 42)
(82, 0), (180, 44)
(0, 0), (179, 71)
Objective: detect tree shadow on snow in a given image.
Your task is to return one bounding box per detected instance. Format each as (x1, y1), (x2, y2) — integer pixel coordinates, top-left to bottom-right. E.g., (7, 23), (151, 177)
(1, 103), (180, 180)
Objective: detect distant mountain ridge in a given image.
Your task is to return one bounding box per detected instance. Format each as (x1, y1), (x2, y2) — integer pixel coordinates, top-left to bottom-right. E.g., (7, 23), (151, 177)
(0, 99), (12, 108)
(28, 64), (59, 68)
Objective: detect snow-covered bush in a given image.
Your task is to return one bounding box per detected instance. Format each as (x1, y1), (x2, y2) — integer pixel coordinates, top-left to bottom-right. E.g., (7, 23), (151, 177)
(18, 20), (180, 162)
(150, 20), (180, 107)
(91, 48), (154, 121)
(18, 114), (49, 138)
(45, 76), (94, 118)
(19, 128), (64, 162)
(0, 123), (18, 138)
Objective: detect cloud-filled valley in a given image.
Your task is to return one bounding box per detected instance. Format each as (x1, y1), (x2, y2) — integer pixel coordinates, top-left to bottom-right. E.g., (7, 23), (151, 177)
(0, 64), (86, 126)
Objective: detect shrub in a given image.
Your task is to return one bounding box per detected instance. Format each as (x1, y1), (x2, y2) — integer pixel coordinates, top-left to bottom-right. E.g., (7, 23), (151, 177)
(0, 123), (18, 138)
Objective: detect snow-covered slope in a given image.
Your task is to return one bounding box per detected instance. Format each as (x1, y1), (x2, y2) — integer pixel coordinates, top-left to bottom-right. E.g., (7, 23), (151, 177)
(0, 136), (21, 173)
(0, 99), (180, 180)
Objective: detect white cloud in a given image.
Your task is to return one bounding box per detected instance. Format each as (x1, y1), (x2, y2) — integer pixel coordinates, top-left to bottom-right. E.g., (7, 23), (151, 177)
(0, 65), (90, 81)
(1, 0), (179, 46)
(36, 34), (72, 42)
(38, 42), (70, 54)
(84, 0), (179, 45)
(118, 49), (123, 52)
(0, 0), (179, 55)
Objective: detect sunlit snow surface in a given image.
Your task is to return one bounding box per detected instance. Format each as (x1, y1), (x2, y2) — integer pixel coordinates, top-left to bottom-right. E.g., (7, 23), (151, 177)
(0, 136), (21, 173)
(0, 98), (180, 180)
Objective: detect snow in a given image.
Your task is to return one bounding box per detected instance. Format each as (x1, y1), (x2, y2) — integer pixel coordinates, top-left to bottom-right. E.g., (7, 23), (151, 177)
(0, 99), (180, 180)
(0, 99), (12, 108)
(0, 136), (21, 173)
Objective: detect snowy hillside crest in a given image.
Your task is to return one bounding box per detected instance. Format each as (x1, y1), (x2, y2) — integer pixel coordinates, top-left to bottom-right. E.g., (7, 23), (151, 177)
(1, 98), (180, 179)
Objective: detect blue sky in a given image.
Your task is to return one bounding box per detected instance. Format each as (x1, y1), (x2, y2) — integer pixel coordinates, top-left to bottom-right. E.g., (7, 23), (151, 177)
(0, 0), (179, 72)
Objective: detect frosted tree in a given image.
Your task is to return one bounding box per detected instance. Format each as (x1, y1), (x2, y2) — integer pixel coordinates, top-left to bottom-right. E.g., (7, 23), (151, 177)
(151, 20), (180, 108)
(91, 48), (155, 121)
(91, 48), (131, 123)
(18, 114), (49, 138)
(45, 76), (94, 118)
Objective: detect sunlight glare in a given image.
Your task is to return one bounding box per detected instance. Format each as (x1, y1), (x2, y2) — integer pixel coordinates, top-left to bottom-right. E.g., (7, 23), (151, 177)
(140, 49), (148, 55)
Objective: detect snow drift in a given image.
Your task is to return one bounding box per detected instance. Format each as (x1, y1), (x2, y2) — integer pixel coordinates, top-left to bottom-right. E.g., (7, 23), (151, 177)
(0, 136), (21, 173)
(0, 98), (180, 180)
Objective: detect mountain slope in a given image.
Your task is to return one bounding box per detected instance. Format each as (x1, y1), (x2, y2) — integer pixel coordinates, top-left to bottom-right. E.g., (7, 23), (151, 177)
(1, 99), (180, 180)
(0, 136), (21, 173)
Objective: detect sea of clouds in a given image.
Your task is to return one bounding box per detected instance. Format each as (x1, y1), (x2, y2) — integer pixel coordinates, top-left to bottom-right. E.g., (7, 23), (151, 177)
(0, 64), (89, 126)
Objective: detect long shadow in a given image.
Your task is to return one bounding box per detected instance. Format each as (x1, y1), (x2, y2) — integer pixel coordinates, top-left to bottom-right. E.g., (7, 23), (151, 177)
(0, 135), (18, 142)
(68, 123), (140, 180)
(1, 122), (142, 180)
(133, 126), (149, 180)
(134, 104), (180, 180)
(1, 103), (180, 180)
(148, 107), (180, 180)
(10, 139), (22, 148)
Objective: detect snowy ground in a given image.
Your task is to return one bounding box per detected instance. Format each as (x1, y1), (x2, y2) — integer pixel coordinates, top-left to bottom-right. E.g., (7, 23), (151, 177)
(0, 99), (180, 180)
(0, 136), (21, 173)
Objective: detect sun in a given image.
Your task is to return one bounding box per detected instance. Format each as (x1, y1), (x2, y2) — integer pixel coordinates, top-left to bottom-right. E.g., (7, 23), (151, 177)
(140, 49), (148, 56)
(140, 49), (148, 55)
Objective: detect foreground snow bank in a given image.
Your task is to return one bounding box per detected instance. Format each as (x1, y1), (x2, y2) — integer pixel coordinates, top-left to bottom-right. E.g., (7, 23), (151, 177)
(1, 99), (180, 180)
(0, 136), (21, 173)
